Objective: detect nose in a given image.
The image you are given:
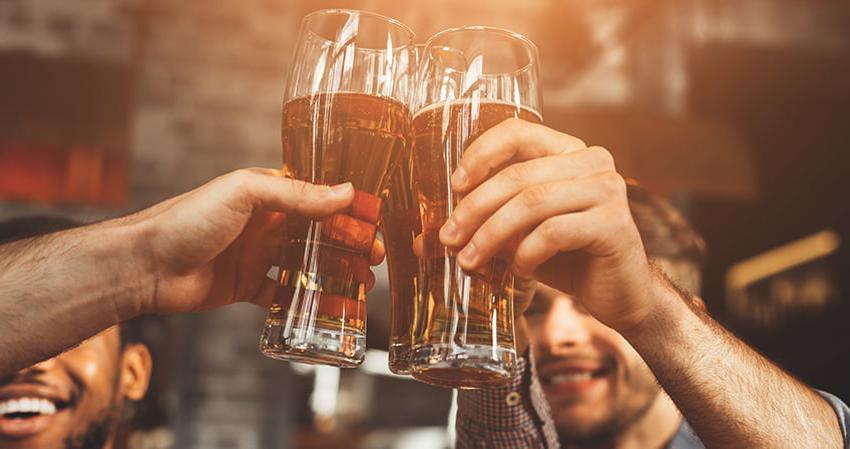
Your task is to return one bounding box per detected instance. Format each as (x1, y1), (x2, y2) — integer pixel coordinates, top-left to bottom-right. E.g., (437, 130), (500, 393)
(539, 298), (592, 354)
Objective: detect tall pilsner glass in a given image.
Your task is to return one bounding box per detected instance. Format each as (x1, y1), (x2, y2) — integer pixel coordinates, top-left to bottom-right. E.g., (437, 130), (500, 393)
(380, 145), (420, 374)
(411, 27), (542, 387)
(260, 9), (415, 368)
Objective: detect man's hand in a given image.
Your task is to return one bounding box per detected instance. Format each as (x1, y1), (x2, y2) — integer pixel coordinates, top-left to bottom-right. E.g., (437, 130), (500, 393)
(128, 167), (383, 315)
(437, 119), (848, 449)
(438, 118), (655, 333)
(0, 167), (385, 375)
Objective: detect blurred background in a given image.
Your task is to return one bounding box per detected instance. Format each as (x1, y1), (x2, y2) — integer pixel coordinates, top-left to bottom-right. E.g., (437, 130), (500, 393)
(1, 0), (849, 448)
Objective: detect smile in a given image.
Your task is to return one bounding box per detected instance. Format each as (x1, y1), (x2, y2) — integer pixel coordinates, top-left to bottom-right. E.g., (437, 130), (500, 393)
(0, 397), (59, 419)
(544, 365), (610, 385)
(548, 371), (595, 384)
(0, 392), (74, 439)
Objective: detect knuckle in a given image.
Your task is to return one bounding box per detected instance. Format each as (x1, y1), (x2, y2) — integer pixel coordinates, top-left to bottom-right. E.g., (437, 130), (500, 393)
(569, 135), (588, 150)
(293, 179), (313, 196)
(471, 227), (495, 251)
(539, 216), (565, 241)
(503, 118), (532, 143)
(231, 168), (252, 183)
(503, 116), (526, 130)
(599, 171), (626, 195)
(454, 196), (480, 225)
(286, 179), (314, 208)
(501, 162), (532, 185)
(589, 146), (615, 169)
(227, 169), (254, 191)
(519, 184), (551, 209)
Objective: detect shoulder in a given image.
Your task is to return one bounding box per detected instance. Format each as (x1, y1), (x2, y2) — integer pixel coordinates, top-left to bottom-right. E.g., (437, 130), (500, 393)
(668, 419), (706, 449)
(817, 390), (850, 448)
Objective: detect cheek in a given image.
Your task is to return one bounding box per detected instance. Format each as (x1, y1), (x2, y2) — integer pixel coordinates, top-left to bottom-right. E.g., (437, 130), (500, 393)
(80, 359), (101, 380)
(68, 355), (121, 404)
(599, 333), (656, 390)
(600, 326), (636, 360)
(615, 348), (661, 405)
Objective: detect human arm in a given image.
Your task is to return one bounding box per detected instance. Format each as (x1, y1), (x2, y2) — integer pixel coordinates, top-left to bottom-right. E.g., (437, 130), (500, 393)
(0, 168), (380, 375)
(441, 118), (846, 449)
(623, 274), (846, 449)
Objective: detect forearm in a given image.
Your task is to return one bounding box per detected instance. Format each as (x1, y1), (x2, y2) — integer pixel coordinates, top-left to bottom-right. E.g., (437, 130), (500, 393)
(0, 219), (152, 375)
(623, 272), (843, 449)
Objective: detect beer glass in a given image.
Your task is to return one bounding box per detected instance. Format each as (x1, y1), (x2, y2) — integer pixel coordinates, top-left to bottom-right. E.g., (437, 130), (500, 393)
(260, 9), (416, 367)
(381, 44), (425, 375)
(410, 27), (542, 388)
(380, 145), (420, 374)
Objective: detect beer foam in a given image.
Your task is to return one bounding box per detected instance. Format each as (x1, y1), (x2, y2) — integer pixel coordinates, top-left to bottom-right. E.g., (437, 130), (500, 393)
(413, 98), (541, 121)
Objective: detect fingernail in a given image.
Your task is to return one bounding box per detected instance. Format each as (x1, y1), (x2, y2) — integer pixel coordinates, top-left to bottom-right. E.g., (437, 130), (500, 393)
(330, 182), (353, 197)
(459, 242), (478, 266)
(451, 167), (468, 189)
(440, 219), (459, 243)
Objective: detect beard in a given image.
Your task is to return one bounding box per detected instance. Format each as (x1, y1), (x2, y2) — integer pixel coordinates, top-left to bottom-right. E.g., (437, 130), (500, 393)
(555, 380), (662, 447)
(63, 404), (122, 449)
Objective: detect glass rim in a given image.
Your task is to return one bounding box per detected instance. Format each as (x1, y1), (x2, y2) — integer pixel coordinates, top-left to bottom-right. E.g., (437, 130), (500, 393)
(422, 25), (539, 76)
(302, 8), (416, 50)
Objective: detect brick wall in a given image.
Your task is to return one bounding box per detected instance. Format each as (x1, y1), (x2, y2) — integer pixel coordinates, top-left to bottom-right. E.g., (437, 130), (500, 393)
(0, 2), (300, 448)
(0, 0), (691, 218)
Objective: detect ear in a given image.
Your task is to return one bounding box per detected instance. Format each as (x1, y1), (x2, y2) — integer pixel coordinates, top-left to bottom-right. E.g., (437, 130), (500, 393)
(119, 344), (152, 402)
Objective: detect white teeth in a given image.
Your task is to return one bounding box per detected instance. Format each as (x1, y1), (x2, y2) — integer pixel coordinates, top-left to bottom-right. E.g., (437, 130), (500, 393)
(0, 397), (57, 416)
(550, 372), (593, 384)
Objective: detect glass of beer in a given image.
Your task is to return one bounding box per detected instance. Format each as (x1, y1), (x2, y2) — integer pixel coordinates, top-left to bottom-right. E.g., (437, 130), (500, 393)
(410, 27), (542, 388)
(260, 9), (415, 368)
(381, 44), (425, 375)
(380, 145), (420, 374)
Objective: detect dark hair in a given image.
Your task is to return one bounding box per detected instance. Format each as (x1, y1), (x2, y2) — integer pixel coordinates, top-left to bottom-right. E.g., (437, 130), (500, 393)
(0, 215), (145, 346)
(626, 182), (706, 293)
(118, 316), (147, 346)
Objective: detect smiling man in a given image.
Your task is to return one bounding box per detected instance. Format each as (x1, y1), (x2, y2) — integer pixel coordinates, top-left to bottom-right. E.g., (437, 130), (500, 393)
(455, 183), (706, 448)
(0, 217), (152, 449)
(519, 185), (706, 448)
(450, 119), (849, 449)
(527, 284), (686, 447)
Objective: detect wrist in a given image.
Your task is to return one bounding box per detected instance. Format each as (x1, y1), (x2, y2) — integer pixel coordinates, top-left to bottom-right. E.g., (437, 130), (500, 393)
(618, 269), (694, 347)
(96, 217), (158, 319)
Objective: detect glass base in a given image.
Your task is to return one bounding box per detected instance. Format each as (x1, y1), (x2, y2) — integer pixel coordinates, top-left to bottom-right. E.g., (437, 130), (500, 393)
(388, 343), (413, 375)
(411, 344), (517, 389)
(260, 318), (365, 368)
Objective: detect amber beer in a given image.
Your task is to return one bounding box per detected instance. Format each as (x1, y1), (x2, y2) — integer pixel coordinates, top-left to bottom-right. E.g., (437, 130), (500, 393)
(380, 148), (420, 374)
(260, 92), (410, 367)
(412, 100), (542, 388)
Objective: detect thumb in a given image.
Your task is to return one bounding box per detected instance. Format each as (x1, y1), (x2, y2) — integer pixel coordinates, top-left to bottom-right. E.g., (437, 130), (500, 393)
(224, 168), (355, 218)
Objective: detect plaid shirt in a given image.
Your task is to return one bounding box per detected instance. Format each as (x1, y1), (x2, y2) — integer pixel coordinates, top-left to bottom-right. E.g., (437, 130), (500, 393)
(455, 356), (850, 449)
(455, 351), (559, 448)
